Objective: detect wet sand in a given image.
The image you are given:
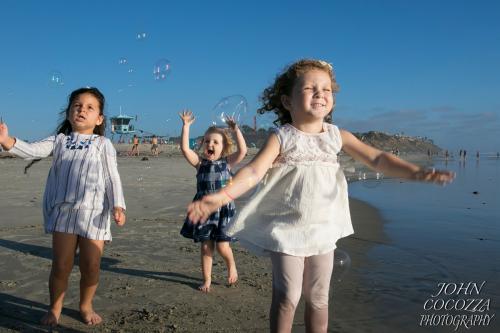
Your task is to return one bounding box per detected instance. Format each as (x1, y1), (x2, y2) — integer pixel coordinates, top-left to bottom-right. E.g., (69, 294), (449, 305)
(0, 148), (390, 332)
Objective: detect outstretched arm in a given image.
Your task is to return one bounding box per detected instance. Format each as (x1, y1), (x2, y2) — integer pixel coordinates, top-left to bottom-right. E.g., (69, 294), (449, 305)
(0, 121), (55, 159)
(226, 116), (248, 168)
(340, 129), (454, 184)
(187, 132), (280, 223)
(178, 109), (200, 168)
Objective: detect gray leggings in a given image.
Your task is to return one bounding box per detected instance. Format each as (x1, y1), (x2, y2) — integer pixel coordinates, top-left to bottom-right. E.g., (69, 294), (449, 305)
(270, 250), (334, 333)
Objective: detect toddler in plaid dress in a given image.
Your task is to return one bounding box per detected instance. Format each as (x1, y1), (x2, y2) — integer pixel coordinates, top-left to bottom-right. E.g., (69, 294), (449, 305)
(178, 109), (247, 292)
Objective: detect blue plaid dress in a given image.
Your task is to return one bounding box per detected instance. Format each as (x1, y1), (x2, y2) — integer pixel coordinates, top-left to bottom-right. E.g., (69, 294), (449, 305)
(181, 158), (236, 242)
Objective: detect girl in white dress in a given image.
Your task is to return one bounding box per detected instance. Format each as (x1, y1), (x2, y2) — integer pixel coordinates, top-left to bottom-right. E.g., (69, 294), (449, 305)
(0, 87), (126, 327)
(187, 59), (454, 333)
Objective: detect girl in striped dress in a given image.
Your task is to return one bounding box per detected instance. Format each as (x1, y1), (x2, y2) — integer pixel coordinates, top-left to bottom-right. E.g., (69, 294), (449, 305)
(179, 109), (247, 292)
(0, 87), (126, 327)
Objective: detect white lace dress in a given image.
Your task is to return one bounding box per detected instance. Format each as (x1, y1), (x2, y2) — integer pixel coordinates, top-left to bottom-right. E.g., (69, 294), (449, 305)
(227, 123), (353, 256)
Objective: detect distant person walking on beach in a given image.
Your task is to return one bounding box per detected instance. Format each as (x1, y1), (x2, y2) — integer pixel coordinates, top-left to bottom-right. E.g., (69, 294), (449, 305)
(151, 135), (159, 157)
(179, 109), (247, 292)
(129, 134), (140, 156)
(186, 59), (455, 333)
(0, 87), (126, 327)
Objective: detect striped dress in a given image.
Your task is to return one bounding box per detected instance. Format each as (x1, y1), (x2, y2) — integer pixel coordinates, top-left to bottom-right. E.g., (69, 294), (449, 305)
(180, 158), (236, 242)
(9, 132), (126, 240)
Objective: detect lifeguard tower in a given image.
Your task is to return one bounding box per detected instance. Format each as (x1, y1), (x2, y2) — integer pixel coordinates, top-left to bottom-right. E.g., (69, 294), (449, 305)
(110, 113), (136, 143)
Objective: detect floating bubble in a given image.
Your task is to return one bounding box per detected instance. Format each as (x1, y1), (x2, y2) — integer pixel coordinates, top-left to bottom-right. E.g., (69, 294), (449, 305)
(136, 32), (147, 40)
(230, 170), (261, 204)
(210, 95), (248, 127)
(153, 59), (171, 81)
(127, 68), (134, 73)
(118, 58), (128, 65)
(48, 71), (64, 88)
(333, 248), (351, 282)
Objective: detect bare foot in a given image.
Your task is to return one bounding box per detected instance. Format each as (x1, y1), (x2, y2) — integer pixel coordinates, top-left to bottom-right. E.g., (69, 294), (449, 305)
(198, 280), (211, 293)
(227, 265), (238, 286)
(80, 308), (102, 326)
(40, 309), (60, 327)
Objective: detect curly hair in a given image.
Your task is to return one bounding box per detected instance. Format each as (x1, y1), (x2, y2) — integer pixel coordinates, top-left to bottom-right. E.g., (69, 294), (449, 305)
(257, 59), (340, 126)
(202, 126), (235, 157)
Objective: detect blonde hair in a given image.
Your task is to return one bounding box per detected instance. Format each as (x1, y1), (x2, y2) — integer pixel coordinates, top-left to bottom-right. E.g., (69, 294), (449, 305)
(258, 59), (340, 126)
(203, 126), (234, 157)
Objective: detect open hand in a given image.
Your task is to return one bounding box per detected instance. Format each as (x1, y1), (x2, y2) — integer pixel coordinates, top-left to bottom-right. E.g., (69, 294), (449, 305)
(178, 109), (195, 126)
(0, 120), (9, 145)
(225, 116), (237, 130)
(113, 207), (126, 226)
(414, 168), (455, 185)
(187, 194), (223, 223)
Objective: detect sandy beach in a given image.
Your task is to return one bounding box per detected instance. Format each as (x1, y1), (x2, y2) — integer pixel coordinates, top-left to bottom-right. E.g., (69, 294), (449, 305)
(0, 146), (408, 332)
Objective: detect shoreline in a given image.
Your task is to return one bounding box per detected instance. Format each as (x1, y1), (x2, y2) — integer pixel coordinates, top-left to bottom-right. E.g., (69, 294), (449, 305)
(0, 155), (391, 332)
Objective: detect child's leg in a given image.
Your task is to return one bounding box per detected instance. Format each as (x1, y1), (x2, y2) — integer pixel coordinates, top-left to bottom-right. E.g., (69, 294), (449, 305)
(41, 232), (78, 326)
(302, 251), (334, 333)
(215, 241), (238, 285)
(200, 240), (215, 292)
(77, 237), (105, 325)
(269, 252), (304, 333)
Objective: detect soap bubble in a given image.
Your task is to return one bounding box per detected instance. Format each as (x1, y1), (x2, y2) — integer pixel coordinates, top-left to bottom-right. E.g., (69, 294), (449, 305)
(153, 59), (171, 81)
(231, 172), (261, 204)
(333, 248), (351, 282)
(118, 58), (128, 65)
(210, 95), (248, 127)
(136, 32), (147, 40)
(48, 71), (64, 88)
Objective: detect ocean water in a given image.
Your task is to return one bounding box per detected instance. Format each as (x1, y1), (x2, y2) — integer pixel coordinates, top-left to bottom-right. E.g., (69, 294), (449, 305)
(346, 157), (500, 332)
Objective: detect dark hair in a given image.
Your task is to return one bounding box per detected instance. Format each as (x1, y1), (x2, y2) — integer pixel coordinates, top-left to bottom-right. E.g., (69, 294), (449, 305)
(257, 59), (340, 126)
(26, 87), (106, 173)
(56, 87), (106, 136)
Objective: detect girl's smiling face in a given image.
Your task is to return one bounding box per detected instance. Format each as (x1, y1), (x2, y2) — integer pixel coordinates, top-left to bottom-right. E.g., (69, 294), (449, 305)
(68, 93), (104, 134)
(283, 69), (334, 123)
(203, 132), (224, 160)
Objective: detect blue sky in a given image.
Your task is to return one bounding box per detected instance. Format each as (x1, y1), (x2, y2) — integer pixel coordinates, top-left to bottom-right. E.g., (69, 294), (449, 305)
(1, 0), (499, 152)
